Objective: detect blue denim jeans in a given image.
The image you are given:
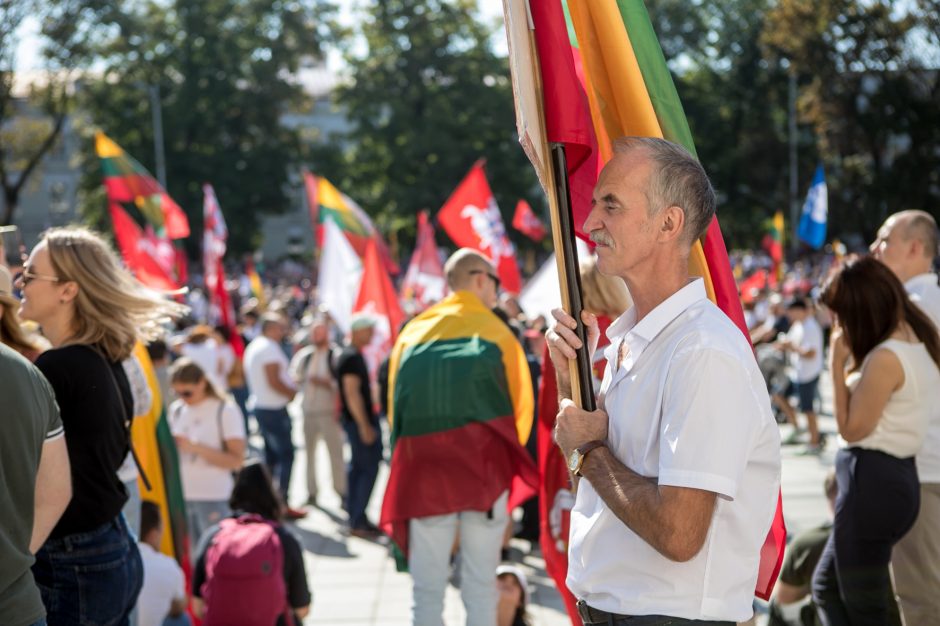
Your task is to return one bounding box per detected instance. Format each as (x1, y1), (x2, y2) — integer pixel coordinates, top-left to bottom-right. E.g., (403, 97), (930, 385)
(32, 515), (143, 626)
(255, 407), (295, 499)
(342, 418), (383, 528)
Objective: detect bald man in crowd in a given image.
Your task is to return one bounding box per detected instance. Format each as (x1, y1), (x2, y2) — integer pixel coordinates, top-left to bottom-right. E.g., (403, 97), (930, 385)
(871, 210), (940, 624)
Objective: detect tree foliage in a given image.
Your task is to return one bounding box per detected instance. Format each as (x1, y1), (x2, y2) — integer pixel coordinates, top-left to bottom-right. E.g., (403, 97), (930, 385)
(70, 0), (335, 255)
(306, 0), (541, 260)
(764, 0), (940, 240)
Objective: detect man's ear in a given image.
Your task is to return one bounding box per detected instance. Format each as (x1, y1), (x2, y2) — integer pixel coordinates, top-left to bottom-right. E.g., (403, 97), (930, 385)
(657, 205), (686, 243)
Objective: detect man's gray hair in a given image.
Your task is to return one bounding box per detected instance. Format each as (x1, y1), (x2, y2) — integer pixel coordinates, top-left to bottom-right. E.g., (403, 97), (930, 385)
(612, 137), (716, 244)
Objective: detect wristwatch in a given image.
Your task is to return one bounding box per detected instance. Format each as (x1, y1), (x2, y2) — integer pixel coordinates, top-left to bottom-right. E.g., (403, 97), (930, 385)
(568, 440), (606, 476)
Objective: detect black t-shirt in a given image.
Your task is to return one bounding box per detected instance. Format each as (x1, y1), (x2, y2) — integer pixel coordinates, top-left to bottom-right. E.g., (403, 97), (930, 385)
(335, 346), (375, 424)
(192, 517), (311, 622)
(35, 344), (133, 539)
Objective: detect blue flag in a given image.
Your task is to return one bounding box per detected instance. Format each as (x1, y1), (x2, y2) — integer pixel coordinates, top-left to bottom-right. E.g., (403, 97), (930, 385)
(797, 165), (828, 250)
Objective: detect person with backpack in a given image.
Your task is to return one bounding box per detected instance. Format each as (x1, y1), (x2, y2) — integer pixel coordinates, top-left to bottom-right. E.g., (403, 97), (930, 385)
(288, 316), (346, 508)
(168, 357), (247, 543)
(192, 460), (311, 626)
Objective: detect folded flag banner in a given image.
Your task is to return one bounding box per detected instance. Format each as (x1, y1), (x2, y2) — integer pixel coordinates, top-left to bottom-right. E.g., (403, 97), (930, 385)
(379, 291), (538, 559)
(512, 199), (548, 241)
(354, 238), (405, 378)
(400, 210), (446, 312)
(503, 0), (786, 607)
(95, 131), (189, 240)
(762, 211), (785, 286)
(303, 171), (399, 275)
(202, 184), (243, 355)
(798, 166), (828, 250)
(245, 258), (267, 311)
(437, 161), (523, 293)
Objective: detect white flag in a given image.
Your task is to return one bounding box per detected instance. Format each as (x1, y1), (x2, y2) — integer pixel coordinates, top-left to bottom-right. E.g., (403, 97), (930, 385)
(317, 217), (363, 333)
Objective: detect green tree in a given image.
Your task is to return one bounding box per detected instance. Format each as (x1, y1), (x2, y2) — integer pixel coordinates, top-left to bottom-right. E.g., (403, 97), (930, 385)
(764, 0), (940, 240)
(308, 0), (541, 261)
(70, 0), (336, 255)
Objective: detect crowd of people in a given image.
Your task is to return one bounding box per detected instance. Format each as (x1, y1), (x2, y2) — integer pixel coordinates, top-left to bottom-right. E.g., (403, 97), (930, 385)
(1, 137), (938, 626)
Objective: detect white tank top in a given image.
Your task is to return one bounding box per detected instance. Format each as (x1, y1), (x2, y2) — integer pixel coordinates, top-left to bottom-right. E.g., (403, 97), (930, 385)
(846, 339), (940, 458)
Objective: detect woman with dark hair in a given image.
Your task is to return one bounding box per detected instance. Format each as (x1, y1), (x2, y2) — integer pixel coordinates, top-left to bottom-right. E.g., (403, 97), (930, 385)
(191, 461), (311, 625)
(812, 256), (940, 626)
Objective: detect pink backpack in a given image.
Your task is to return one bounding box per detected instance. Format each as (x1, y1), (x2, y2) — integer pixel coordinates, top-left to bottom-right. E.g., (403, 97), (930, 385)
(201, 514), (291, 626)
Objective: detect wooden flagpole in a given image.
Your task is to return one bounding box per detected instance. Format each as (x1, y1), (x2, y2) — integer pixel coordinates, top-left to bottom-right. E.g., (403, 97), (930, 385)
(501, 0), (594, 411)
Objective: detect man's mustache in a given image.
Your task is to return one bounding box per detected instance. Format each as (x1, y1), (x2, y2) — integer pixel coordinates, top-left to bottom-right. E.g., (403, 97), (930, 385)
(589, 230), (613, 246)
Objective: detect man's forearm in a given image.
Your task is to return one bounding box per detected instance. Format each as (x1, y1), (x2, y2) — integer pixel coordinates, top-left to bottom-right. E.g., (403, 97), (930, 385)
(346, 394), (371, 428)
(578, 446), (713, 562)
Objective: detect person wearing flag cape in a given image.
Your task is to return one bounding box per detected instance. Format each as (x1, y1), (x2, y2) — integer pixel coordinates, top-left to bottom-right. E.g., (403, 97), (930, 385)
(547, 138), (781, 624)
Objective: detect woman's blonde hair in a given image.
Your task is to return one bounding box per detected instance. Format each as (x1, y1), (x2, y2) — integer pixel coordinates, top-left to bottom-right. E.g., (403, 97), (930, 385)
(580, 256), (631, 318)
(0, 293), (40, 356)
(169, 357), (223, 400)
(42, 226), (187, 362)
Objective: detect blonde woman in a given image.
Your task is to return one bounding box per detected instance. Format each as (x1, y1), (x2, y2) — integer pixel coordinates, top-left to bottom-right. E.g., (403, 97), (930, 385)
(0, 264), (41, 360)
(18, 226), (185, 626)
(168, 357), (246, 542)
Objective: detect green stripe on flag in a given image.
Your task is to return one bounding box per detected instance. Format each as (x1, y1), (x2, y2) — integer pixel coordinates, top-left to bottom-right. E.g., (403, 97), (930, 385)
(616, 0), (697, 158)
(392, 337), (513, 441)
(317, 205), (370, 236)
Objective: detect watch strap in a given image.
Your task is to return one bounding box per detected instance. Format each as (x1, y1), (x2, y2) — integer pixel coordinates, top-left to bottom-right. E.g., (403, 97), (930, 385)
(575, 440), (606, 475)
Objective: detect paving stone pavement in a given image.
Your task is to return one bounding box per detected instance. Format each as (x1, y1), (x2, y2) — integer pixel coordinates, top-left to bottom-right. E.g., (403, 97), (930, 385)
(268, 371), (836, 625)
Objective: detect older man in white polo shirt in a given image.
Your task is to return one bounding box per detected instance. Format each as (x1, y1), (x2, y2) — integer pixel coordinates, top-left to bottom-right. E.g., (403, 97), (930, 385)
(547, 137), (781, 625)
(871, 209), (940, 625)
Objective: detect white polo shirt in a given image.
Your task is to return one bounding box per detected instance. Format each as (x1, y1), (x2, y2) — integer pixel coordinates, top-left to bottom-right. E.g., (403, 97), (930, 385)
(786, 316), (824, 383)
(905, 272), (940, 482)
(566, 279), (781, 622)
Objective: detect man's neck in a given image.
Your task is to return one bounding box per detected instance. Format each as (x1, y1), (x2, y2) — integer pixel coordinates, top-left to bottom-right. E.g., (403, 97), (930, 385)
(901, 265), (933, 284)
(622, 261), (689, 323)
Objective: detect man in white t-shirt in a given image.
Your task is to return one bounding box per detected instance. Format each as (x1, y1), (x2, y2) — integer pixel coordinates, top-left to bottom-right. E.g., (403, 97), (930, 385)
(137, 501), (188, 626)
(243, 313), (305, 518)
(547, 137), (780, 624)
(871, 209), (940, 625)
(772, 298), (824, 453)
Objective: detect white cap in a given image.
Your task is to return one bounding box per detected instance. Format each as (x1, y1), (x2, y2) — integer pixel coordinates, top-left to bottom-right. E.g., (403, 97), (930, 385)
(496, 564), (530, 605)
(350, 312), (377, 331)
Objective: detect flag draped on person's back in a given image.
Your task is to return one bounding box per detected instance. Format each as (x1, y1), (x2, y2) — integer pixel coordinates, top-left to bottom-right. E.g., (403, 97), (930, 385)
(437, 162), (523, 294)
(504, 0), (786, 612)
(379, 291), (538, 558)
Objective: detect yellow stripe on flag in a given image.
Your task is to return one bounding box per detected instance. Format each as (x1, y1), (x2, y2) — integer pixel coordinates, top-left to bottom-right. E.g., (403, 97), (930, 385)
(317, 176), (350, 212)
(567, 0), (716, 303)
(95, 131), (125, 158)
(131, 342), (176, 558)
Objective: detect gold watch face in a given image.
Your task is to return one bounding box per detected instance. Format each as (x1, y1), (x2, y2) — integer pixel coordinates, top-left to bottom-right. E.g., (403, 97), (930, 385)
(568, 449), (581, 473)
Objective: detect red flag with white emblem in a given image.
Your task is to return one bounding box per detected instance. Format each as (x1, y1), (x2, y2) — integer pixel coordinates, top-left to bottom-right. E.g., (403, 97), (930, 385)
(109, 203), (179, 291)
(512, 199), (547, 242)
(400, 211), (446, 311)
(437, 162), (522, 293)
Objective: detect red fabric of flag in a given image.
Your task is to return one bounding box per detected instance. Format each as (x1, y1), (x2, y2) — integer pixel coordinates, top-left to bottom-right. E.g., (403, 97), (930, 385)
(109, 203), (179, 291)
(354, 239), (405, 379)
(512, 199), (547, 241)
(529, 0), (599, 236)
(437, 162), (522, 293)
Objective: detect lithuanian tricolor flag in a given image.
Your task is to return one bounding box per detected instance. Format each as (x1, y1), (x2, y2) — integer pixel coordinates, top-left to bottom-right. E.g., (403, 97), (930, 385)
(130, 343), (190, 571)
(506, 0), (786, 604)
(95, 132), (190, 240)
(303, 171), (399, 275)
(378, 291), (538, 557)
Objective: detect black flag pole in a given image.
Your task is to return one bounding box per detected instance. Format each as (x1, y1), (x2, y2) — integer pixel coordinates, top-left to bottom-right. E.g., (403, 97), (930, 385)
(548, 144), (596, 412)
